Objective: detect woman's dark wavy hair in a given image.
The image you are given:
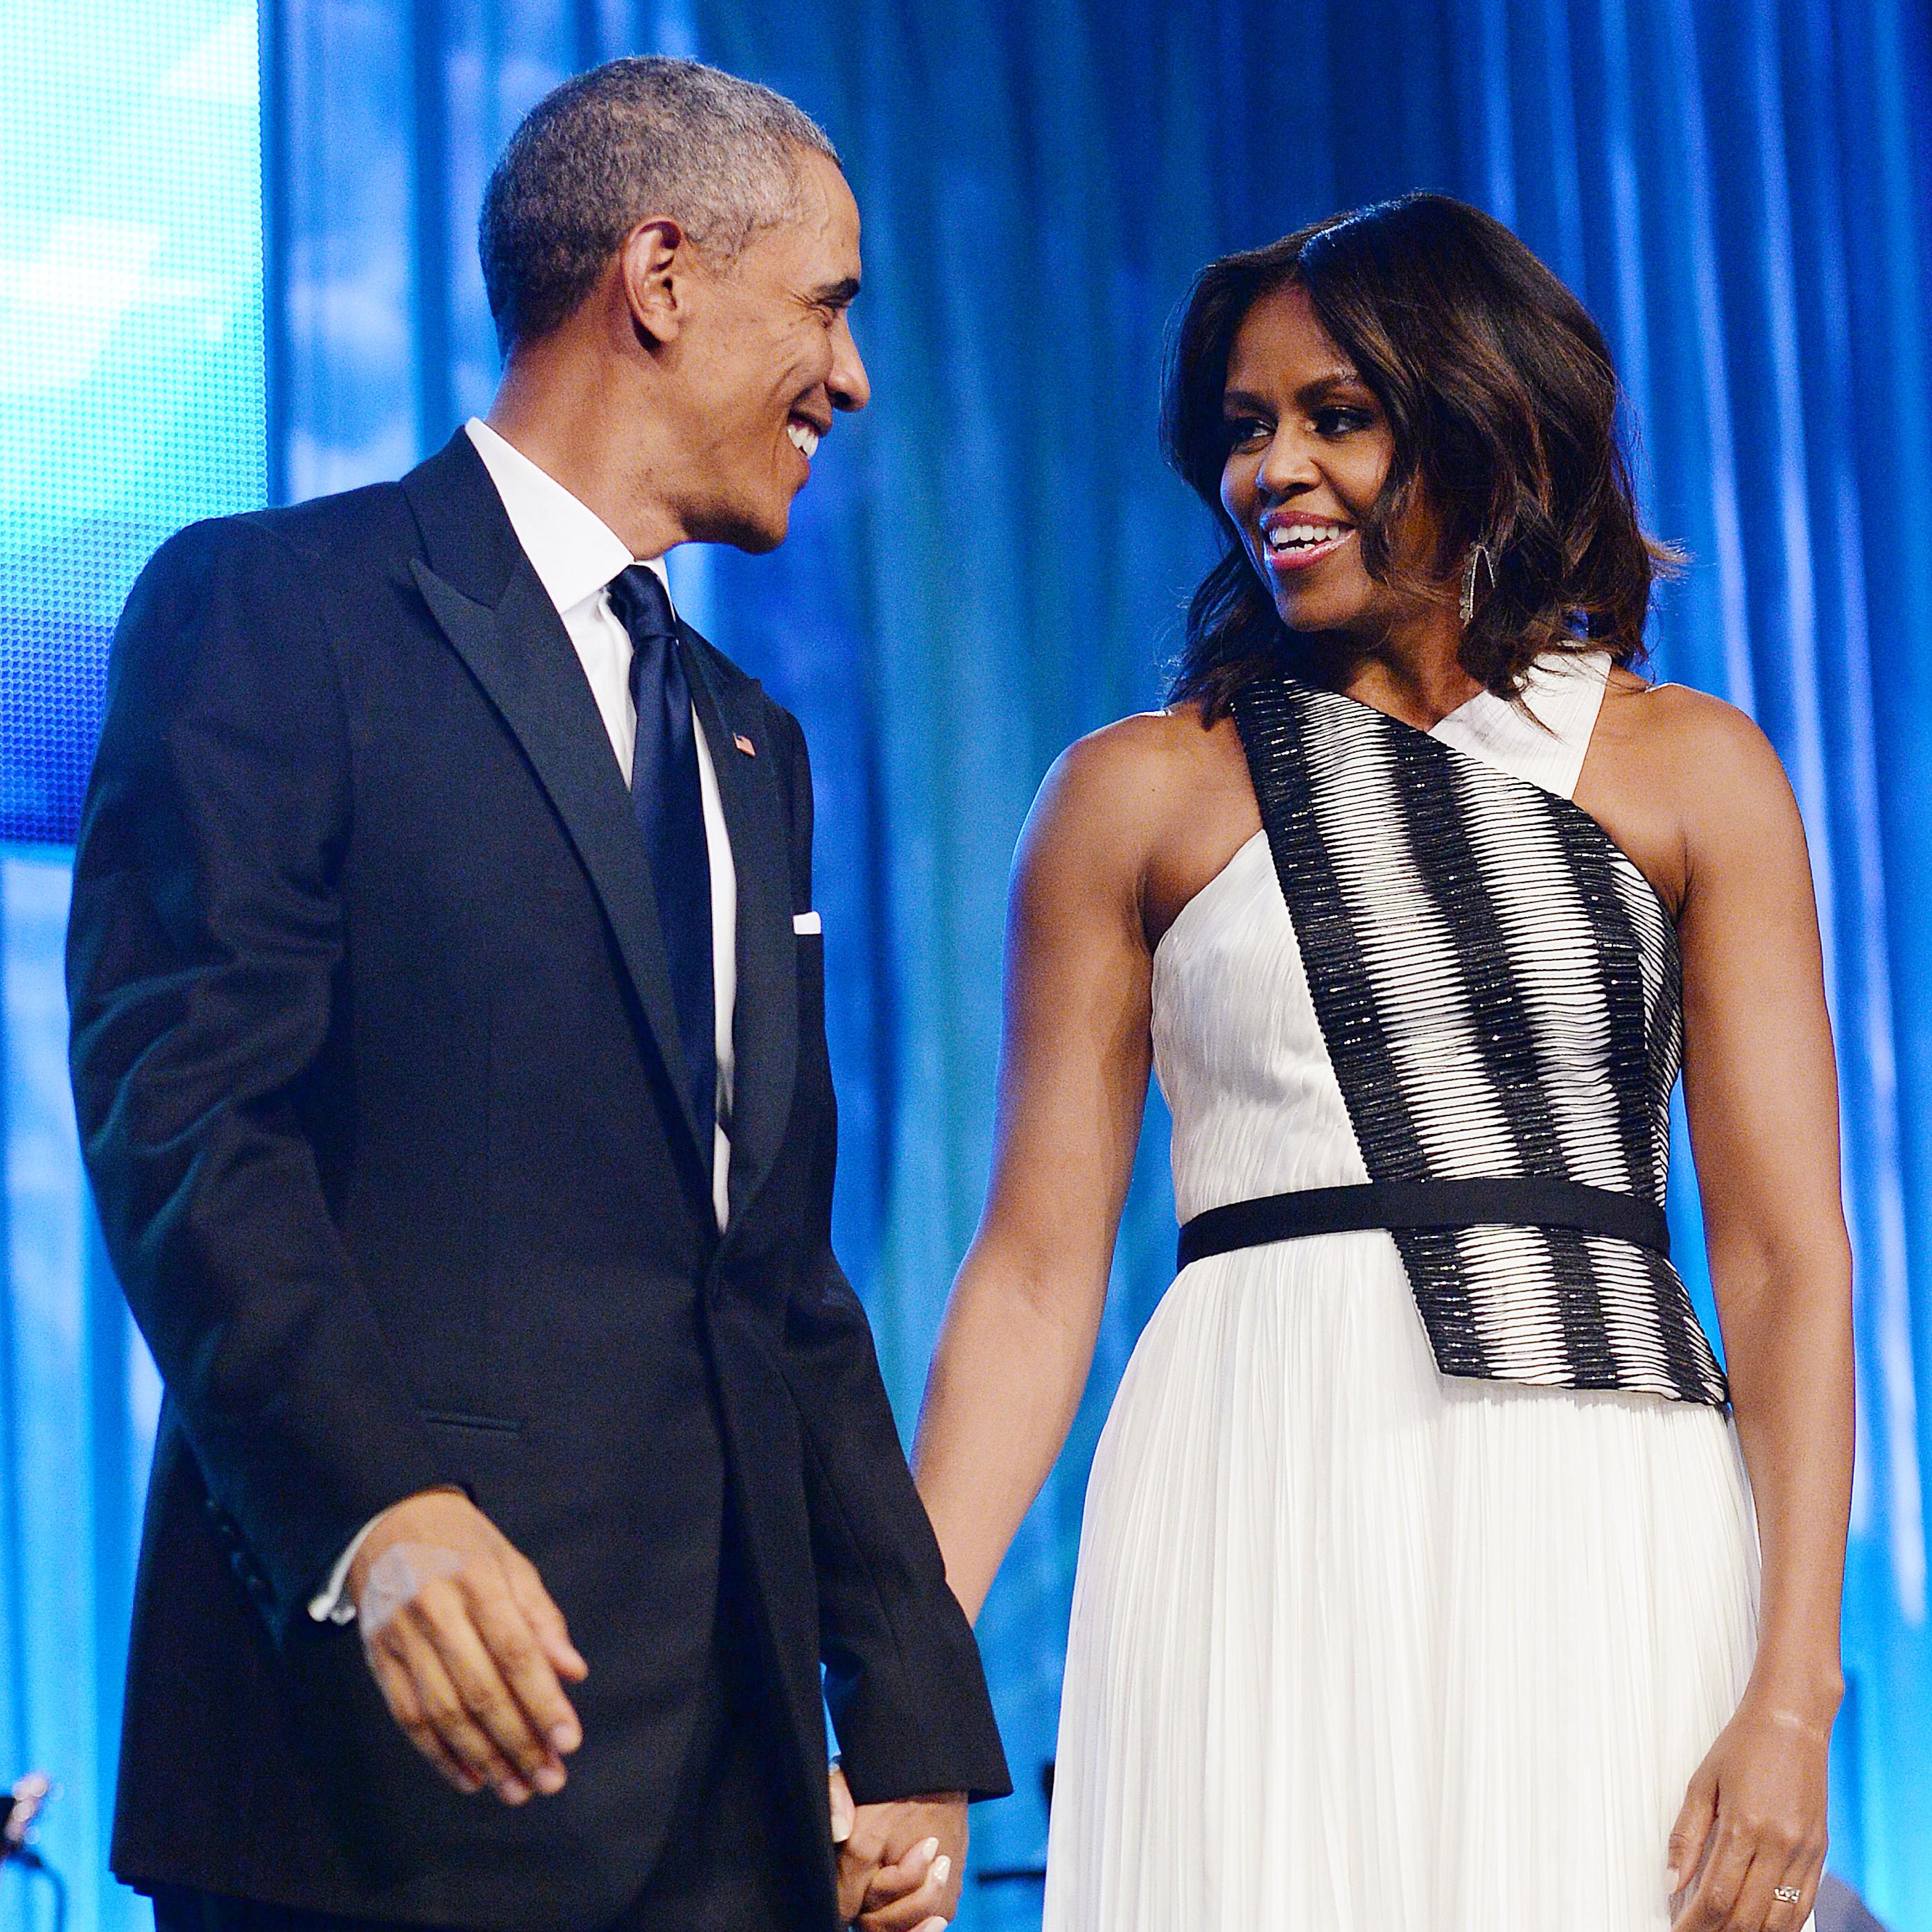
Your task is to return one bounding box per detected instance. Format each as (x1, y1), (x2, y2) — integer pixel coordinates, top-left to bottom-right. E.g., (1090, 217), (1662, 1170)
(1162, 192), (1678, 717)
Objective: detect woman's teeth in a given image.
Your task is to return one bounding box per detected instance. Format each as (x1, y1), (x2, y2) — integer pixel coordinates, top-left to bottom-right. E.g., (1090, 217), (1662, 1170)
(786, 420), (821, 458)
(1264, 521), (1347, 553)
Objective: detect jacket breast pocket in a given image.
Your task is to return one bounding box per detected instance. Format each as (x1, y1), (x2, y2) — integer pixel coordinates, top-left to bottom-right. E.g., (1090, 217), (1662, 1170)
(795, 928), (825, 1037)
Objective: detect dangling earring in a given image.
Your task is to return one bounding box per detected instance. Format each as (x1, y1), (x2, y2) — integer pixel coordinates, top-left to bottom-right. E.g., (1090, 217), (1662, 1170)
(1460, 543), (1496, 627)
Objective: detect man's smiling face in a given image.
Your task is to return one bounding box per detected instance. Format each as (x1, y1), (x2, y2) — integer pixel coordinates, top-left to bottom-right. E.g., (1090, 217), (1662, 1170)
(665, 146), (869, 553)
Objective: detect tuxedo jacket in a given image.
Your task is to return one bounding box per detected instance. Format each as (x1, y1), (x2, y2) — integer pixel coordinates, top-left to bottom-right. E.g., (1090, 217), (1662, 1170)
(67, 431), (1009, 1931)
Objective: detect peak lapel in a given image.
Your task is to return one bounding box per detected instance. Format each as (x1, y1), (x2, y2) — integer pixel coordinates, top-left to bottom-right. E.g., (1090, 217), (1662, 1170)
(399, 442), (708, 1169)
(682, 629), (798, 1230)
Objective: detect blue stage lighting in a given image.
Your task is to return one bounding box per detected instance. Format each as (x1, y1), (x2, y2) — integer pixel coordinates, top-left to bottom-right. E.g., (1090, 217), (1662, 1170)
(0, 0), (265, 845)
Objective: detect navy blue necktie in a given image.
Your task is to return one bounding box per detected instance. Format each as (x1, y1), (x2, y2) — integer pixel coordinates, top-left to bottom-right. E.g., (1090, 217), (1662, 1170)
(608, 565), (715, 1157)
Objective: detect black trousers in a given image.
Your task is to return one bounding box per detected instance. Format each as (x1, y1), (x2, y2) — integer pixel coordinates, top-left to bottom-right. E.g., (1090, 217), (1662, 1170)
(150, 1511), (808, 1932)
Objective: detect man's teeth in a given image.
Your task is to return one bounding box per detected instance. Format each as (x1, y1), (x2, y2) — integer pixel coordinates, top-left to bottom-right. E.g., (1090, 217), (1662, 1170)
(786, 420), (821, 458)
(1264, 521), (1347, 552)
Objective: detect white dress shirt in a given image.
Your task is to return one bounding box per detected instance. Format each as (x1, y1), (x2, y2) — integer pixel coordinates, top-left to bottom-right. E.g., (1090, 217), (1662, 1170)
(307, 418), (739, 1624)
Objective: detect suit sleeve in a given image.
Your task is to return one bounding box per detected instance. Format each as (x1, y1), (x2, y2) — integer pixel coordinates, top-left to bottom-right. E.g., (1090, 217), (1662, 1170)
(765, 705), (1012, 1807)
(67, 518), (451, 1642)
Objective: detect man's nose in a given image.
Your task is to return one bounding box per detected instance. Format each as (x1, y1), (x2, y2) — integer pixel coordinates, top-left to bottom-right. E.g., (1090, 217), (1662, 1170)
(830, 317), (871, 412)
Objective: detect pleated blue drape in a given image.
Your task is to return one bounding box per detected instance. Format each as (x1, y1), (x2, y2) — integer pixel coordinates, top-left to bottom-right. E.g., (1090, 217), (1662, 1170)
(4, 1), (1929, 1926)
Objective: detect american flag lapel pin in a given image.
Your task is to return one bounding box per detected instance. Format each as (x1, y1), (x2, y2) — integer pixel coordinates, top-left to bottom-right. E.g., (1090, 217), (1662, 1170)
(733, 733), (756, 757)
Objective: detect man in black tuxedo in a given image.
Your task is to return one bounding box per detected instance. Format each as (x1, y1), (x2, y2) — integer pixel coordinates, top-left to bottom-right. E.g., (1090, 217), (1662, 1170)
(67, 55), (1007, 1932)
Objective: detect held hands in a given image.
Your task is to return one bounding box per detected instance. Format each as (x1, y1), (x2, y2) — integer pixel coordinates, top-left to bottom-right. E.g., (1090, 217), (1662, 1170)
(1666, 1689), (1831, 1929)
(828, 1765), (966, 1931)
(351, 1489), (589, 1804)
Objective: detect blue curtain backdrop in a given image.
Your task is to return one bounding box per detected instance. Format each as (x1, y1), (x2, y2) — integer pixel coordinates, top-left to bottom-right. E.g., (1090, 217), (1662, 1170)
(3, 0), (1929, 1926)
(0, 6), (263, 1929)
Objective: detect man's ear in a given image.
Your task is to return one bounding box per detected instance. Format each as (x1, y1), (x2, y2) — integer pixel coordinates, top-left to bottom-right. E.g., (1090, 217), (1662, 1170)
(619, 216), (690, 348)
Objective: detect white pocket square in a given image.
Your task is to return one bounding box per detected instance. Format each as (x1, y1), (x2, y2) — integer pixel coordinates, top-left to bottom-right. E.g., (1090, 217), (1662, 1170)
(793, 911), (822, 935)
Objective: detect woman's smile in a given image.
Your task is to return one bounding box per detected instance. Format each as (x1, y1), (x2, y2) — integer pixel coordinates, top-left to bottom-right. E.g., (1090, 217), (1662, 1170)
(1258, 513), (1355, 575)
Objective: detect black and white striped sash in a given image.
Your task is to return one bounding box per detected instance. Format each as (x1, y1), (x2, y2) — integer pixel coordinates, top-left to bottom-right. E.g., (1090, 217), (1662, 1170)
(1225, 675), (1728, 1409)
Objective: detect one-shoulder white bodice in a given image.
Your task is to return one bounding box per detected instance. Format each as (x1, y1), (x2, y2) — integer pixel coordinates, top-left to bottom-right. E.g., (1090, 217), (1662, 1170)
(1151, 651), (1612, 1224)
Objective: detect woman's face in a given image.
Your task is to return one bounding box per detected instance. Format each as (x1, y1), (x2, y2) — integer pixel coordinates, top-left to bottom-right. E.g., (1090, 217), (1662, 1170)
(1219, 282), (1441, 643)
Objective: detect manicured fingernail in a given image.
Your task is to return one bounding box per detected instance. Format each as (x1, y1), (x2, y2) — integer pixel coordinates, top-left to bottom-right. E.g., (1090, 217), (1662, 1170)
(533, 1764), (565, 1795)
(550, 1723), (580, 1753)
(919, 1837), (941, 1861)
(931, 1855), (952, 1888)
(915, 1919), (947, 1932)
(498, 1776), (530, 1803)
(1665, 1868), (1681, 1894)
(830, 1811), (852, 1843)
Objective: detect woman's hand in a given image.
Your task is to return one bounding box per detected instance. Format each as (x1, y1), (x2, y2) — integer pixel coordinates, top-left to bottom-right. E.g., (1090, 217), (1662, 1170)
(1666, 1691), (1831, 1929)
(830, 1766), (964, 1931)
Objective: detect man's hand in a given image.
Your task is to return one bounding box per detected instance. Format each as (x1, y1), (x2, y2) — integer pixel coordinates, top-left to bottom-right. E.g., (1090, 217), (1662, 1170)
(829, 1768), (966, 1932)
(351, 1489), (588, 1804)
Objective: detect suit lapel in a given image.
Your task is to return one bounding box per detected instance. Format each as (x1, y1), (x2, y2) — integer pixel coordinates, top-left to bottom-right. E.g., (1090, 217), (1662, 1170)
(400, 437), (709, 1168)
(681, 626), (799, 1230)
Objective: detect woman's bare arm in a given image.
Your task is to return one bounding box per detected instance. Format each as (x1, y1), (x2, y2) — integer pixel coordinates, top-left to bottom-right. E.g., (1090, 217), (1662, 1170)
(910, 720), (1176, 1621)
(1648, 693), (1852, 1930)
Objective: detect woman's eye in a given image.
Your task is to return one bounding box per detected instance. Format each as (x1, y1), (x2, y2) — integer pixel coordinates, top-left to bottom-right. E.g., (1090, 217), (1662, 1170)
(1222, 417), (1271, 451)
(1313, 406), (1373, 437)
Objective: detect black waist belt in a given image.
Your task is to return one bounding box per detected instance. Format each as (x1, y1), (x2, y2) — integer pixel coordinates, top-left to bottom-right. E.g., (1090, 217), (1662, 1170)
(1176, 1177), (1671, 1271)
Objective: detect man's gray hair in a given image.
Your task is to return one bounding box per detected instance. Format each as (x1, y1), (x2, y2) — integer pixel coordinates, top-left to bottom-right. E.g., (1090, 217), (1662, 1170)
(480, 57), (839, 356)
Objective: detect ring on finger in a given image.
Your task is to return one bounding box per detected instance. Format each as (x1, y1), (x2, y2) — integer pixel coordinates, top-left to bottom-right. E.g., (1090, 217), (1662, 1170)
(1773, 1885), (1804, 1905)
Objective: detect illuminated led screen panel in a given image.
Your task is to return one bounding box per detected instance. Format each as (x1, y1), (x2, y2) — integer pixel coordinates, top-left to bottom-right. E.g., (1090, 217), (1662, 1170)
(0, 0), (265, 846)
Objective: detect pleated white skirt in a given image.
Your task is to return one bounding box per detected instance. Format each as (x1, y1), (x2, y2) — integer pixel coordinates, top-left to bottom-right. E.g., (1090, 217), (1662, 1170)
(1044, 1230), (1764, 1932)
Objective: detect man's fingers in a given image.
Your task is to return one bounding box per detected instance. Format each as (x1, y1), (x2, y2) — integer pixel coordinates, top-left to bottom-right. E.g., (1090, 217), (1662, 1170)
(503, 1548), (589, 1685)
(409, 1578), (559, 1790)
(392, 1599), (544, 1793)
(468, 1574), (582, 1777)
(351, 1506), (583, 1802)
(366, 1646), (482, 1794)
(843, 1809), (891, 1870)
(836, 1852), (873, 1925)
(384, 1628), (524, 1796)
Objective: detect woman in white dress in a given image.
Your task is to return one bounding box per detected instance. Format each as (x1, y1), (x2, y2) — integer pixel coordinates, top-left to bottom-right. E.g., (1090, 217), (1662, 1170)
(908, 195), (1851, 1932)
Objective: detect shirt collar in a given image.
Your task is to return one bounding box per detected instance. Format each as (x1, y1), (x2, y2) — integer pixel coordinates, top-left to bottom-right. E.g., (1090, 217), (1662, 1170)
(464, 417), (672, 618)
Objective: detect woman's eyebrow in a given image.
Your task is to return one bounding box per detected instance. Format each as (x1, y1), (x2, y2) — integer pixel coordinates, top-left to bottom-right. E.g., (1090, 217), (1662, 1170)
(1296, 368), (1368, 401)
(1221, 370), (1369, 415)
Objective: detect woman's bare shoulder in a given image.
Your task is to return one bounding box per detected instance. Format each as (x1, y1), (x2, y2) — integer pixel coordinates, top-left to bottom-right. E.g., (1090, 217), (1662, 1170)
(1601, 671), (1791, 804)
(1016, 704), (1253, 937)
(1592, 669), (1805, 888)
(1032, 703), (1234, 836)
